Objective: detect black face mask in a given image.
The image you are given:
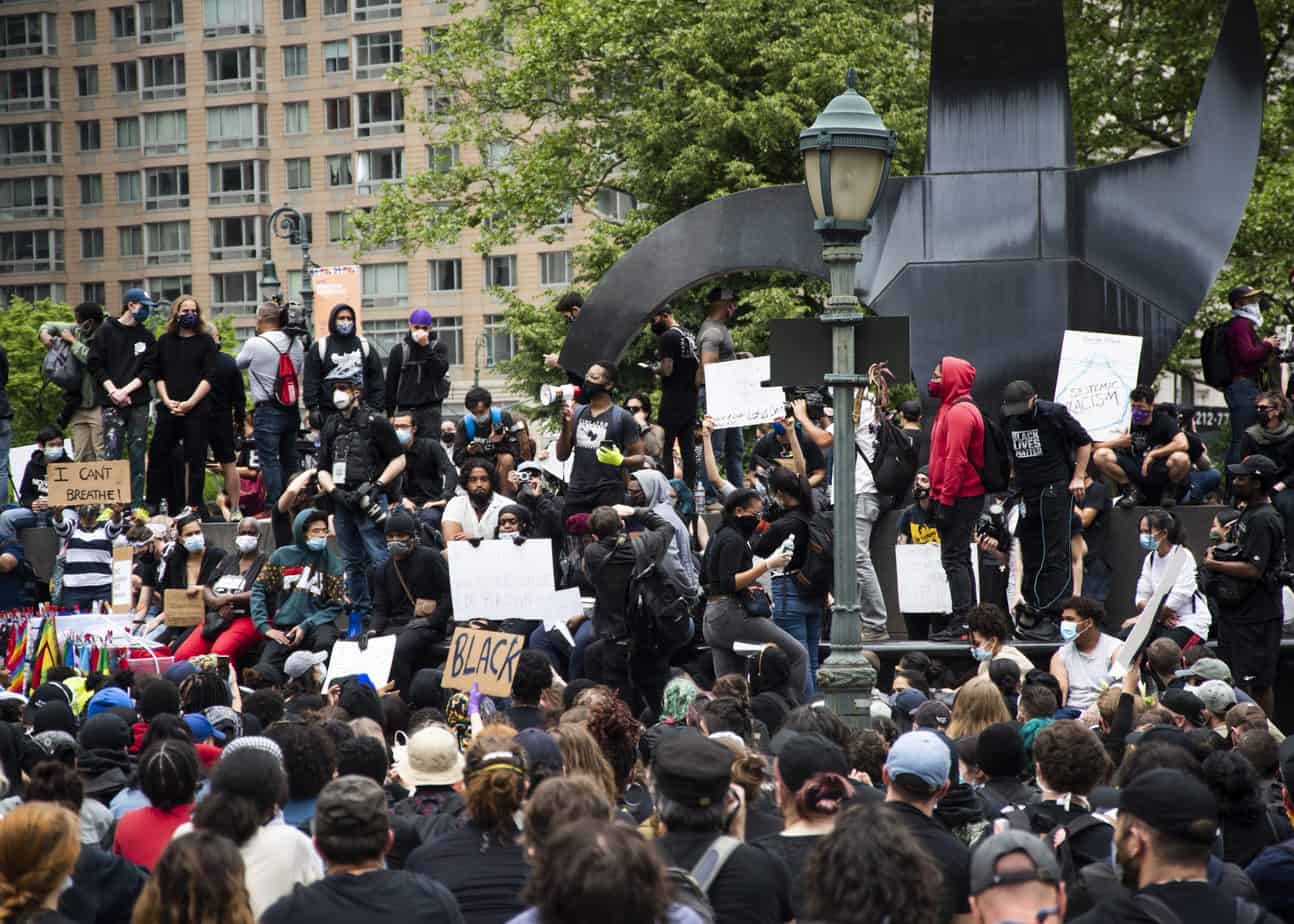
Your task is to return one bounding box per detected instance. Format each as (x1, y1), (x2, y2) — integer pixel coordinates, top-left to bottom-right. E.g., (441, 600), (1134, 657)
(650, 320), (669, 336)
(735, 514), (760, 536)
(583, 382), (608, 399)
(913, 487), (930, 501)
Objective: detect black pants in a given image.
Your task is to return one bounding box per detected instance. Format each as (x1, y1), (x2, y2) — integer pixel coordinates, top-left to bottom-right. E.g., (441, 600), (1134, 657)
(940, 495), (983, 620)
(255, 622), (339, 684)
(387, 621), (449, 699)
(630, 642), (673, 718)
(396, 404), (443, 441)
(1016, 481), (1073, 618)
(147, 406), (210, 511)
(660, 418), (697, 488)
(563, 483), (627, 520)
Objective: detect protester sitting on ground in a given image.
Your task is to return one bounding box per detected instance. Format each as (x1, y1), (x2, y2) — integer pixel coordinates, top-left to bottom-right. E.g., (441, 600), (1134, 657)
(1245, 736), (1294, 917)
(132, 830), (257, 924)
(0, 801), (82, 924)
(372, 509), (452, 700)
(1202, 749), (1290, 868)
(137, 511), (226, 644)
(110, 739), (200, 869)
(175, 516), (267, 661)
(1049, 597), (1121, 712)
(973, 722), (1039, 819)
(1128, 509), (1209, 649)
(947, 676), (1014, 741)
(442, 458), (512, 542)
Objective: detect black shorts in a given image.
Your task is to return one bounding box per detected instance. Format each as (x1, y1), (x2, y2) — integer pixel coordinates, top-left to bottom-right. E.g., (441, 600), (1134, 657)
(208, 415), (237, 464)
(1217, 618), (1282, 690)
(1114, 451), (1170, 495)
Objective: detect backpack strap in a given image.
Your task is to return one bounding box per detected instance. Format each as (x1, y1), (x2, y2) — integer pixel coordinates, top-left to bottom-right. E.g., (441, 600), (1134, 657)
(1132, 895), (1186, 924)
(1234, 898), (1266, 924)
(691, 835), (742, 895)
(317, 336), (328, 361)
(463, 415), (476, 440)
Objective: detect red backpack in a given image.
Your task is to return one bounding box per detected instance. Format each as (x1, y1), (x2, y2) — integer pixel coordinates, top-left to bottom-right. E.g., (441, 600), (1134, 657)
(263, 335), (299, 408)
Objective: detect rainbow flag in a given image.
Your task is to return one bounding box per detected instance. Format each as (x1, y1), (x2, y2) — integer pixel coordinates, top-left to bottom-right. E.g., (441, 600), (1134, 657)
(5, 619), (27, 676)
(27, 615), (60, 693)
(6, 668), (25, 694)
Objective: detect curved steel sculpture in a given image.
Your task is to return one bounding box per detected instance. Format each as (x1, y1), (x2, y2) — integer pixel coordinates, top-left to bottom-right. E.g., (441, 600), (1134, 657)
(560, 0), (1265, 404)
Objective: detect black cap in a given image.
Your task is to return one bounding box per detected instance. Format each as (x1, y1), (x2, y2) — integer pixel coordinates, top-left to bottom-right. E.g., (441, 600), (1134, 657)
(1228, 284), (1264, 307)
(913, 701), (952, 731)
(1160, 689), (1207, 728)
(649, 304), (672, 318)
(383, 508), (418, 537)
(976, 723), (1026, 779)
(77, 713), (132, 751)
(1118, 768), (1218, 843)
(653, 730), (733, 809)
(516, 728), (564, 775)
(706, 286), (737, 303)
(773, 733), (849, 793)
(1226, 453), (1279, 485)
(23, 682), (73, 724)
(1002, 380), (1037, 416)
(970, 830), (1062, 896)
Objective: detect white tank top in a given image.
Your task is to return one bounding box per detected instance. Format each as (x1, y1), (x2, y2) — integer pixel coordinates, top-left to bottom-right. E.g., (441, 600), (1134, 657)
(1060, 633), (1121, 711)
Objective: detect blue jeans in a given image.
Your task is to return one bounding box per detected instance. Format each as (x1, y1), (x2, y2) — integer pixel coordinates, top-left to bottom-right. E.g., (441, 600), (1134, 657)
(254, 403), (301, 511)
(711, 426), (744, 489)
(773, 575), (823, 699)
(1225, 378), (1260, 467)
(102, 404), (150, 503)
(569, 620), (596, 680)
(0, 506), (48, 546)
(1187, 467), (1222, 504)
(0, 418), (11, 503)
(332, 494), (390, 621)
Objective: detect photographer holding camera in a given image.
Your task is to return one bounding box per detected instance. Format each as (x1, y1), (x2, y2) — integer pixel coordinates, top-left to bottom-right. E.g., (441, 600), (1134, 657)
(316, 367), (406, 625)
(236, 301), (306, 511)
(1001, 380), (1093, 639)
(1204, 454), (1285, 715)
(453, 386), (526, 492)
(751, 403), (828, 488)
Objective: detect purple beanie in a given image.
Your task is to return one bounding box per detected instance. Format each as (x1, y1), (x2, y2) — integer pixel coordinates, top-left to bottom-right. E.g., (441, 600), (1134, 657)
(409, 309), (433, 326)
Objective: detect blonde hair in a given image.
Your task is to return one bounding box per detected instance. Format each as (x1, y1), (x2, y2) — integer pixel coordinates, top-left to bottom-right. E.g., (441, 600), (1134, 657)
(946, 676), (1012, 740)
(551, 724), (617, 805)
(166, 294), (212, 336)
(131, 831), (255, 924)
(0, 803), (80, 922)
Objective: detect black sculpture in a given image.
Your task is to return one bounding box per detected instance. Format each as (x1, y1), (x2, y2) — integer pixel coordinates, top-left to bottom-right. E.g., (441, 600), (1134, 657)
(560, 0), (1264, 405)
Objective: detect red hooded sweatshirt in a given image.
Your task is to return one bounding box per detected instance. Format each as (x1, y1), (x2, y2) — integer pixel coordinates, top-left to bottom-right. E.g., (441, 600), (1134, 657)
(928, 356), (985, 505)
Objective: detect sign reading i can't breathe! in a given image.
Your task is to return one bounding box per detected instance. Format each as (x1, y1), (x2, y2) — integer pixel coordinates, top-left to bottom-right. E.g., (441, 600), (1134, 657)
(46, 460), (131, 506)
(442, 626), (525, 697)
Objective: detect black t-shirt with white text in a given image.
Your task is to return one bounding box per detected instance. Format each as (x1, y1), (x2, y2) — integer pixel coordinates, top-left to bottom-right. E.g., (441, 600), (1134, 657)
(568, 403), (640, 498)
(657, 326), (700, 424)
(1006, 400), (1092, 491)
(1130, 411), (1180, 459)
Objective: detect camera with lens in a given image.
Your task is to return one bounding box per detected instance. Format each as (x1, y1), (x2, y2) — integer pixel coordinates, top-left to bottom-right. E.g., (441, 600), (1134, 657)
(1201, 542), (1257, 605)
(353, 484), (388, 528)
(784, 386), (828, 421)
(974, 501), (1009, 547)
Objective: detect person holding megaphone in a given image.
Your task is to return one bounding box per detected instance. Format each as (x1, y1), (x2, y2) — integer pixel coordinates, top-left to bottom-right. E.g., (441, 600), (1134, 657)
(555, 361), (646, 518)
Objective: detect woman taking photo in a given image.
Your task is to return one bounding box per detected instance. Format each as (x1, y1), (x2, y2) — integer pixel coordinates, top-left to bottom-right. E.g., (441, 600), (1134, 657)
(0, 802), (80, 924)
(137, 513), (225, 644)
(702, 489), (806, 705)
(173, 517), (266, 661)
(146, 295), (219, 513)
(1129, 508), (1208, 649)
(753, 466), (824, 700)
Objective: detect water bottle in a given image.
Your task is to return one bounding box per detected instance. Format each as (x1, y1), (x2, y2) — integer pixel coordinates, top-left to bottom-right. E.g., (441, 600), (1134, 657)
(693, 477), (705, 516)
(346, 609), (363, 640)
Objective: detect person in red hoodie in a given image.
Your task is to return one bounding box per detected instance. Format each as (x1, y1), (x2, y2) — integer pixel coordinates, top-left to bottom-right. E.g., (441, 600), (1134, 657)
(926, 356), (986, 641)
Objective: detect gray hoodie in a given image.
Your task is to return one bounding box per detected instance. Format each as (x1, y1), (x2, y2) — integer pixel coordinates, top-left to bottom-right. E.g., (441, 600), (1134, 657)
(632, 469), (699, 594)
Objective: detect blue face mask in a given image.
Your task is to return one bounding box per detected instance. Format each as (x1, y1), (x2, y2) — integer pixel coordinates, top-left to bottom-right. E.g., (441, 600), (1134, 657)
(182, 534), (205, 554)
(178, 312), (200, 329)
(306, 536), (328, 552)
(395, 428), (413, 446)
(1139, 533), (1158, 551)
(43, 446), (63, 461)
(1060, 620), (1082, 642)
(336, 320), (355, 336)
(971, 646), (994, 662)
(133, 305), (151, 323)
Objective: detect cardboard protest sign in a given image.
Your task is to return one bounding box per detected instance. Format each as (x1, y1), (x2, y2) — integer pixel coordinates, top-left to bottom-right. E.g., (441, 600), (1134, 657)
(895, 543), (980, 614)
(46, 460), (131, 506)
(311, 265), (362, 340)
(322, 635), (397, 692)
(163, 589), (204, 627)
(704, 355), (785, 429)
(1115, 548), (1186, 671)
(443, 626), (525, 697)
(111, 545), (133, 613)
(449, 538), (557, 622)
(1054, 330), (1143, 441)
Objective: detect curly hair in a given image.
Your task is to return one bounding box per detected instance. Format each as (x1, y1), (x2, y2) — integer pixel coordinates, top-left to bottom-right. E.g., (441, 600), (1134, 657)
(523, 775), (613, 853)
(586, 696), (642, 793)
(846, 729), (888, 784)
(266, 722), (337, 802)
(1033, 720), (1109, 795)
(521, 820), (669, 924)
(550, 725), (617, 805)
(132, 831), (255, 924)
(464, 733), (528, 841)
(1203, 750), (1265, 823)
(241, 689), (285, 728)
(805, 804), (942, 924)
(967, 603), (1012, 645)
(946, 676), (1012, 740)
(0, 802), (80, 923)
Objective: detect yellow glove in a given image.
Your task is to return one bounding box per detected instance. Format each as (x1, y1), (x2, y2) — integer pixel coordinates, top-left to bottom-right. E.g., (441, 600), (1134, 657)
(596, 444), (625, 468)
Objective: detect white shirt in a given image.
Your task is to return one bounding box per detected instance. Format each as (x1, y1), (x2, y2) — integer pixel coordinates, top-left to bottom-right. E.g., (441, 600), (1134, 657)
(443, 491), (512, 540)
(853, 399), (878, 496)
(236, 330), (305, 405)
(1135, 545), (1209, 640)
(1060, 632), (1122, 711)
(174, 820), (322, 918)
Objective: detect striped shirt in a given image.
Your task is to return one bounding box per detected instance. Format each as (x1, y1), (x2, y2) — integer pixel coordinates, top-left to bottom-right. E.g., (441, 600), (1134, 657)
(57, 520), (122, 590)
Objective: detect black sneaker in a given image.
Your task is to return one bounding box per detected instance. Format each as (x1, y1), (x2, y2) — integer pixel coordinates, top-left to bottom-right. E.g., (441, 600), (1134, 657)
(1115, 488), (1144, 510)
(929, 621), (969, 643)
(1015, 617), (1061, 642)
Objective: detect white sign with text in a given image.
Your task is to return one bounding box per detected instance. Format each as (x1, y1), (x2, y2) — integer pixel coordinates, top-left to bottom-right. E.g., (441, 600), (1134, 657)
(704, 355), (785, 429)
(895, 543), (981, 614)
(1054, 330), (1143, 441)
(449, 538), (557, 623)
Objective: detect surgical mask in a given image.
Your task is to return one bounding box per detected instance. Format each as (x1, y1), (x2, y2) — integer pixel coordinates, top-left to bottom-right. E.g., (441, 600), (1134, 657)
(1060, 620), (1081, 642)
(396, 428), (413, 446)
(1139, 533), (1158, 551)
(971, 646), (994, 662)
(43, 446), (63, 461)
(306, 536), (328, 552)
(411, 329), (429, 345)
(735, 514), (760, 536)
(235, 534), (259, 553)
(650, 320), (669, 336)
(1131, 407), (1152, 425)
(133, 306), (151, 323)
(333, 389), (353, 410)
(178, 312), (200, 329)
(386, 539), (412, 557)
(336, 320), (355, 336)
(927, 378), (943, 399)
(473, 412), (491, 425)
(182, 534), (205, 554)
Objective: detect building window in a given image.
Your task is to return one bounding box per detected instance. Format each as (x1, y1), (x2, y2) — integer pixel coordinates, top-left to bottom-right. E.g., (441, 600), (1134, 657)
(145, 220), (190, 264)
(0, 176), (60, 220)
(115, 117), (140, 150)
(147, 275), (191, 302)
(425, 144), (459, 175)
(483, 314), (515, 367)
(539, 250), (571, 287)
(324, 0), (347, 14)
(138, 0), (184, 43)
(0, 230), (64, 273)
(282, 0), (306, 20)
(322, 39), (350, 74)
(119, 225), (143, 257)
(282, 44), (306, 78)
(75, 66), (98, 98)
(117, 171), (142, 203)
(113, 62), (138, 95)
(432, 316), (462, 365)
(142, 111), (188, 155)
(424, 87), (452, 115)
(73, 11), (96, 43)
(82, 282), (106, 304)
(77, 120), (101, 151)
(326, 153), (352, 187)
(206, 104), (268, 150)
(594, 188), (637, 221)
(110, 6), (136, 38)
(483, 141), (512, 171)
(356, 90), (403, 136)
(145, 165), (189, 209)
(208, 159), (267, 204)
(422, 25), (443, 53)
(324, 97), (351, 131)
(283, 101), (308, 135)
(483, 254), (517, 289)
(428, 257), (461, 293)
(140, 55), (185, 100)
(356, 148), (401, 193)
(326, 211), (351, 243)
(203, 0), (265, 36)
(285, 157), (311, 190)
(210, 216), (258, 259)
(78, 174), (103, 205)
(361, 262), (407, 307)
(118, 280), (145, 302)
(551, 200), (574, 226)
(81, 228), (104, 259)
(353, 0), (400, 23)
(355, 30), (401, 78)
(0, 123), (58, 167)
(211, 271), (258, 312)
(205, 47), (265, 93)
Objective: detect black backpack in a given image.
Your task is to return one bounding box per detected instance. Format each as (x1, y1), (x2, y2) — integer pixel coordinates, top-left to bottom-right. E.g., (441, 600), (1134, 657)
(1002, 805), (1111, 889)
(955, 398), (1011, 492)
(1200, 322), (1235, 390)
(793, 509), (834, 597)
(625, 536), (694, 657)
(667, 835), (742, 924)
(860, 416), (918, 497)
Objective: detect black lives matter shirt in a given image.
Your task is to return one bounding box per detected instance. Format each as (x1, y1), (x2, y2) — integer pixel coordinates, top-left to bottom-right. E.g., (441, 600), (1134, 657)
(1005, 400), (1092, 491)
(657, 326), (700, 425)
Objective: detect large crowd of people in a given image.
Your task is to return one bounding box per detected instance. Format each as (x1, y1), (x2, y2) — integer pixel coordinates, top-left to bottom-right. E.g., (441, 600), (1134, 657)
(0, 283), (1290, 923)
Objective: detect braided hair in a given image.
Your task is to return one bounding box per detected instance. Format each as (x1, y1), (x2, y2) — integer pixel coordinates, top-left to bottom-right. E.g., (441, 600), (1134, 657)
(138, 740), (200, 811)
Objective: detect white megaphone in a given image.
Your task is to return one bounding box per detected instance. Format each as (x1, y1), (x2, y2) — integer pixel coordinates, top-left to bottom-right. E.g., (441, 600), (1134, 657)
(539, 383), (580, 406)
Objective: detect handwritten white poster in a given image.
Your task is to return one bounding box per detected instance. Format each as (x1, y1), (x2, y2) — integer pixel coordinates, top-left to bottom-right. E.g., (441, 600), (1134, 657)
(704, 356), (785, 429)
(895, 543), (980, 614)
(449, 538), (557, 622)
(322, 635), (397, 692)
(1053, 330), (1144, 441)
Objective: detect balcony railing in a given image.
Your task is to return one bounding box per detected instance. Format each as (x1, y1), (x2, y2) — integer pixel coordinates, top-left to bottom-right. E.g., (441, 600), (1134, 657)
(0, 203), (61, 220)
(211, 299), (256, 314)
(209, 244), (258, 261)
(144, 194), (187, 210)
(0, 255), (62, 273)
(138, 26), (182, 44)
(208, 135), (265, 151)
(354, 62), (396, 80)
(208, 188), (268, 205)
(0, 150), (58, 166)
(361, 293), (407, 308)
(353, 0), (399, 21)
(145, 249), (189, 265)
(141, 83), (185, 101)
(356, 177), (400, 196)
(0, 95), (57, 113)
(203, 21), (262, 37)
(205, 77), (264, 95)
(0, 41), (53, 59)
(356, 119), (402, 138)
(142, 140), (187, 156)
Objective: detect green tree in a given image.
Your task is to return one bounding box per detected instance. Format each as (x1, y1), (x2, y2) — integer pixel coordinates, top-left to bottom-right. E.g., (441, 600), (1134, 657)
(0, 298), (75, 446)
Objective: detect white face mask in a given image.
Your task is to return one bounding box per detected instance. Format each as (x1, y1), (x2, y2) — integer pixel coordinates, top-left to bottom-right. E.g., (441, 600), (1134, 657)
(235, 534), (259, 553)
(411, 329), (430, 345)
(333, 389), (353, 410)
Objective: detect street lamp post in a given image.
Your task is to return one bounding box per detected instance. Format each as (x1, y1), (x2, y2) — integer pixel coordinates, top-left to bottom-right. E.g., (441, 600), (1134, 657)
(260, 205), (316, 340)
(799, 69), (896, 726)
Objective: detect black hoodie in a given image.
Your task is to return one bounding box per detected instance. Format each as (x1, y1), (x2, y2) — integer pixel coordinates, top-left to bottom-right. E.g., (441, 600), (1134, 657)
(385, 332), (450, 414)
(87, 315), (157, 408)
(302, 304), (385, 413)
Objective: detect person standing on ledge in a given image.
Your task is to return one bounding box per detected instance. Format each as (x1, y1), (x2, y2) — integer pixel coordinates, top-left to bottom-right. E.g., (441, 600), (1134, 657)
(1222, 284), (1278, 467)
(698, 287), (744, 489)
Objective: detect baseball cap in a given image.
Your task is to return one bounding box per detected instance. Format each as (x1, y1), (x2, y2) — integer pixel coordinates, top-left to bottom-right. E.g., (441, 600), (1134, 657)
(970, 830), (1062, 896)
(395, 725), (465, 788)
(885, 730), (951, 791)
(284, 650), (328, 682)
(77, 713), (132, 751)
(773, 732), (849, 793)
(516, 728), (564, 777)
(648, 304), (672, 318)
(85, 686), (132, 718)
(1196, 679), (1237, 715)
(123, 286), (156, 307)
(653, 730), (733, 809)
(1002, 380), (1037, 417)
(1160, 689), (1207, 727)
(1227, 454), (1279, 484)
(893, 688), (928, 718)
(913, 701), (952, 731)
(315, 775), (389, 841)
(383, 508), (418, 537)
(706, 286), (737, 303)
(409, 308), (433, 326)
(1119, 768), (1218, 843)
(184, 713), (226, 744)
(1174, 658), (1233, 683)
(1228, 284), (1264, 306)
